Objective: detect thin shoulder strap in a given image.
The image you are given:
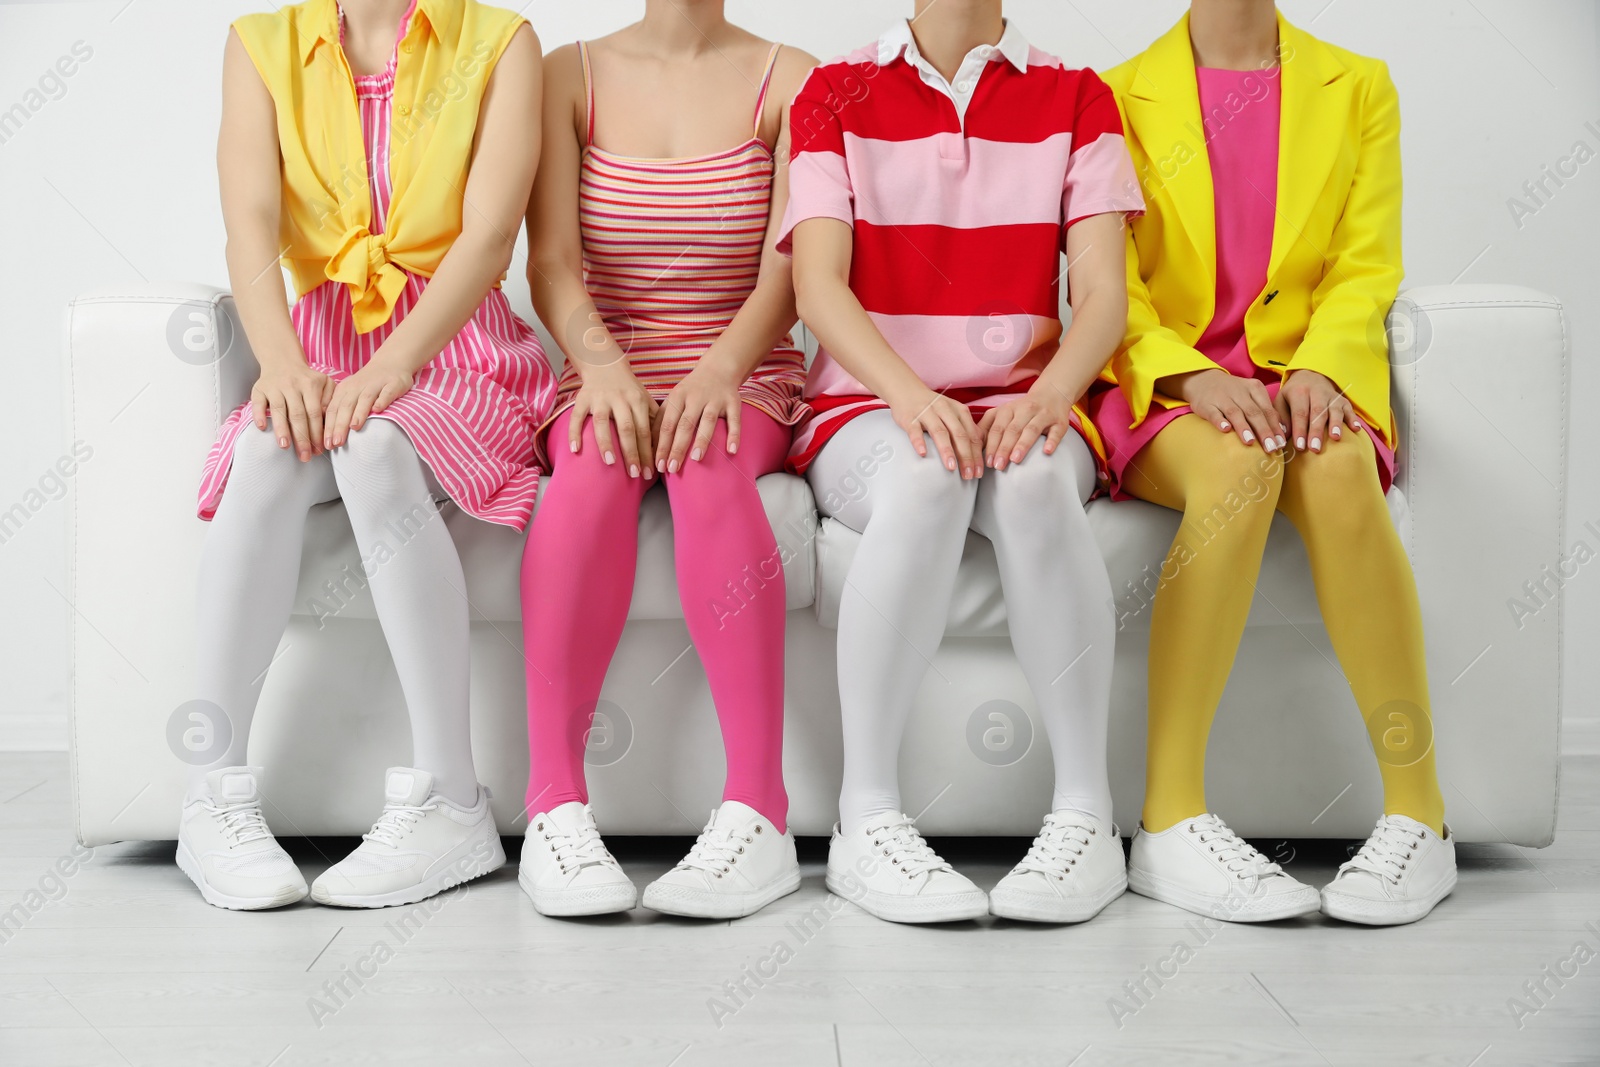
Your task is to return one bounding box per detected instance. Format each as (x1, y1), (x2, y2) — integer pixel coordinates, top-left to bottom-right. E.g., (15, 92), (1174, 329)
(577, 40), (595, 148)
(751, 43), (782, 139)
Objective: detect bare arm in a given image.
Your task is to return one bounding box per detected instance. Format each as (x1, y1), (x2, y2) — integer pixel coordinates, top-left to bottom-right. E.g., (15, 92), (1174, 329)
(524, 43), (655, 478)
(325, 24), (544, 446)
(982, 211), (1128, 469)
(218, 28), (332, 461)
(791, 217), (983, 479)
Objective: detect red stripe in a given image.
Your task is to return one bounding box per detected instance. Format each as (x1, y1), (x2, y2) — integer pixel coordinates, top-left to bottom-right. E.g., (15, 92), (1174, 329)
(846, 221), (1062, 317)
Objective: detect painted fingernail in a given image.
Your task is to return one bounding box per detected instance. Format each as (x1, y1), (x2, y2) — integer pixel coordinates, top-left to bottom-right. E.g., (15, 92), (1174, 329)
(570, 441), (579, 453)
(279, 438), (288, 448)
(1296, 436), (1305, 449)
(1264, 438), (1277, 452)
(1352, 420), (1363, 430)
(1331, 426), (1342, 438)
(1219, 420), (1231, 431)
(691, 448), (702, 461)
(603, 451), (615, 465)
(1310, 437), (1321, 450)
(946, 458), (956, 471)
(629, 464), (639, 478)
(1242, 430), (1255, 443)
(669, 459), (680, 474)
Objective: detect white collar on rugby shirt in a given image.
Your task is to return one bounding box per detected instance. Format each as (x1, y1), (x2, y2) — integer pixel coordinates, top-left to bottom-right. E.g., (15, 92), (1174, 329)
(877, 18), (1031, 123)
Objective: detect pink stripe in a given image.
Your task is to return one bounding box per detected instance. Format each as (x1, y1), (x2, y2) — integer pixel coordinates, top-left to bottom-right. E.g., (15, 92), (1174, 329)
(840, 131), (1078, 229)
(1064, 132), (1144, 224)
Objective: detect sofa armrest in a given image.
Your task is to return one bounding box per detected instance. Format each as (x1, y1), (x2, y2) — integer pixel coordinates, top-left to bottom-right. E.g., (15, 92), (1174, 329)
(1388, 284), (1567, 846)
(64, 283), (255, 845)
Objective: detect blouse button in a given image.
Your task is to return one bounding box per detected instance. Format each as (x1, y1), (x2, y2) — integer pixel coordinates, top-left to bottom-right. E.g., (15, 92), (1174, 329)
(397, 103), (411, 115)
(402, 42), (414, 54)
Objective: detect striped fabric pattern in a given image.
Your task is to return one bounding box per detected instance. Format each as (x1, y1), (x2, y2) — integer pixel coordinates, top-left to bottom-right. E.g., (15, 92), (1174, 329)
(198, 1), (557, 531)
(776, 23), (1145, 475)
(539, 41), (807, 462)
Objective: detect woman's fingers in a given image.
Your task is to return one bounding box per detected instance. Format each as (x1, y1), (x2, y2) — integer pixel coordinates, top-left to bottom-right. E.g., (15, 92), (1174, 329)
(302, 384), (326, 453)
(351, 387), (379, 434)
(1306, 391), (1331, 453)
(632, 395), (656, 479)
(689, 406), (719, 466)
(1323, 398), (1349, 448)
(1286, 387), (1311, 451)
(923, 414), (958, 473)
(980, 407), (1007, 466)
(592, 407), (618, 465)
(611, 407), (641, 476)
(654, 400), (683, 471)
(942, 405), (981, 478)
(724, 401), (741, 456)
(568, 399), (589, 455)
(252, 385), (271, 433)
(283, 389), (313, 460)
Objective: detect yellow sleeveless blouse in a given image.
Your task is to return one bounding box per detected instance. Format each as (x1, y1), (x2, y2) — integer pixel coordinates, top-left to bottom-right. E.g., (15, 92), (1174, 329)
(232, 0), (524, 333)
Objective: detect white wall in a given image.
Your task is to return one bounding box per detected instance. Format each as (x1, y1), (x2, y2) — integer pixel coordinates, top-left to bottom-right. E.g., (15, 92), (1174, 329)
(1, 0), (1597, 751)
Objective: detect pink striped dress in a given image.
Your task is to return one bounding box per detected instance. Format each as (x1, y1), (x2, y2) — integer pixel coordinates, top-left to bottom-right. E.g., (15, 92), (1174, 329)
(198, 0), (557, 530)
(536, 40), (807, 465)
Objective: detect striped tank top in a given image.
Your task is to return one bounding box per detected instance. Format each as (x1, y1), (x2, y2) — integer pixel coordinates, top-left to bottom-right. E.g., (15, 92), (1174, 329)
(543, 40), (808, 451)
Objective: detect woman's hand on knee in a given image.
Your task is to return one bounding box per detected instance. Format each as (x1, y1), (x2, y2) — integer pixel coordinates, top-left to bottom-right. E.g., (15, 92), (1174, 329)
(978, 386), (1076, 471)
(888, 386), (983, 480)
(568, 363), (656, 479)
(325, 360), (414, 449)
(1173, 369), (1285, 453)
(1276, 369), (1358, 454)
(250, 361), (334, 462)
(655, 364), (741, 474)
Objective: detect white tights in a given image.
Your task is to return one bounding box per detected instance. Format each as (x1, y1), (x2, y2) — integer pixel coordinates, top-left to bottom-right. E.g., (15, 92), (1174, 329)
(808, 410), (1115, 834)
(191, 419), (478, 805)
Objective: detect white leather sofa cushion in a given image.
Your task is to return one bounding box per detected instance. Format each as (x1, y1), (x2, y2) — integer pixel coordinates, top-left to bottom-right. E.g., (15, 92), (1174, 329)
(292, 472), (818, 622)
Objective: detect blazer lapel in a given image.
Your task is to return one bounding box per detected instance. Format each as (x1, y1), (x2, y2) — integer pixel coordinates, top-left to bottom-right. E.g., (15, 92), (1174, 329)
(1269, 12), (1356, 279)
(1125, 14), (1216, 285)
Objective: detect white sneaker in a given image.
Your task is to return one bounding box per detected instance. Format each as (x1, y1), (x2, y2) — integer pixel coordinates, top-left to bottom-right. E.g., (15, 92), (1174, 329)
(989, 811), (1127, 923)
(1321, 815), (1456, 925)
(1128, 813), (1320, 922)
(826, 814), (988, 923)
(310, 768), (505, 908)
(518, 801), (637, 916)
(643, 801), (801, 919)
(176, 767), (308, 910)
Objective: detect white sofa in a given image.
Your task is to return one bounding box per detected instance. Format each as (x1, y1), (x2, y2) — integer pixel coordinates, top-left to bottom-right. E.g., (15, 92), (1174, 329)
(62, 282), (1567, 846)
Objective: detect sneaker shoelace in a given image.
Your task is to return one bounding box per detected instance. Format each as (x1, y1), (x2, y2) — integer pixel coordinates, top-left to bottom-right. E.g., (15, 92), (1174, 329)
(210, 801), (273, 847)
(864, 817), (950, 881)
(677, 817), (757, 878)
(1191, 814), (1282, 881)
(363, 802), (437, 849)
(1013, 813), (1098, 878)
(540, 820), (618, 876)
(1339, 817), (1424, 886)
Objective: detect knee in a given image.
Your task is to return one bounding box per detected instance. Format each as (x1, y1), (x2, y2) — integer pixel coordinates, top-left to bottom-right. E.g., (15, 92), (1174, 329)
(225, 426), (309, 505)
(990, 443), (1094, 522)
(886, 452), (976, 518)
(330, 420), (427, 506)
(1285, 435), (1385, 529)
(1186, 444), (1284, 524)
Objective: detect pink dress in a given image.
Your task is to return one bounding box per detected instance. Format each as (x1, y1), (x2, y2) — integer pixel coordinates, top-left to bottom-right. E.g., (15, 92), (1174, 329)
(1090, 66), (1395, 498)
(197, 0), (557, 530)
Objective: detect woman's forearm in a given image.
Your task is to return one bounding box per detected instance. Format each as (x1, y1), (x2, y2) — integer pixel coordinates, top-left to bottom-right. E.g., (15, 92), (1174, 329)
(369, 226), (518, 375)
(527, 255), (634, 382)
(1032, 286), (1127, 406)
(695, 262), (800, 383)
(224, 223), (305, 372)
(796, 269), (925, 407)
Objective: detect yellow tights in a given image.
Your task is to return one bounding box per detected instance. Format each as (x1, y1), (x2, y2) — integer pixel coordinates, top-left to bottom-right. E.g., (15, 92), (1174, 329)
(1122, 414), (1446, 835)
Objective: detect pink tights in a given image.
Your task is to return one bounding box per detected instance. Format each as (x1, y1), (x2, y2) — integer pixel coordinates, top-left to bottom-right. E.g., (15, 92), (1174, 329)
(521, 407), (791, 831)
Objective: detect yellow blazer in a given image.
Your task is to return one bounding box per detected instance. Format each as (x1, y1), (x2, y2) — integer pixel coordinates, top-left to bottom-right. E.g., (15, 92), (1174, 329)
(233, 0), (524, 333)
(1102, 11), (1403, 447)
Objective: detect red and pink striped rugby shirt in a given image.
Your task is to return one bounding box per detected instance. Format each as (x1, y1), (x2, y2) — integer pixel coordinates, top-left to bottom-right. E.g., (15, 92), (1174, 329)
(777, 20), (1144, 474)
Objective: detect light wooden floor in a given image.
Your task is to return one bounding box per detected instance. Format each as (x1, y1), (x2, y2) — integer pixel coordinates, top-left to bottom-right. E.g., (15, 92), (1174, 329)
(1, 753), (1596, 1066)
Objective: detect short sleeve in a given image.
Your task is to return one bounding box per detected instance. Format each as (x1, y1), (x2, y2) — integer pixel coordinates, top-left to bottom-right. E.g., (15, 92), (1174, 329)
(1063, 69), (1144, 230)
(776, 67), (856, 257)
